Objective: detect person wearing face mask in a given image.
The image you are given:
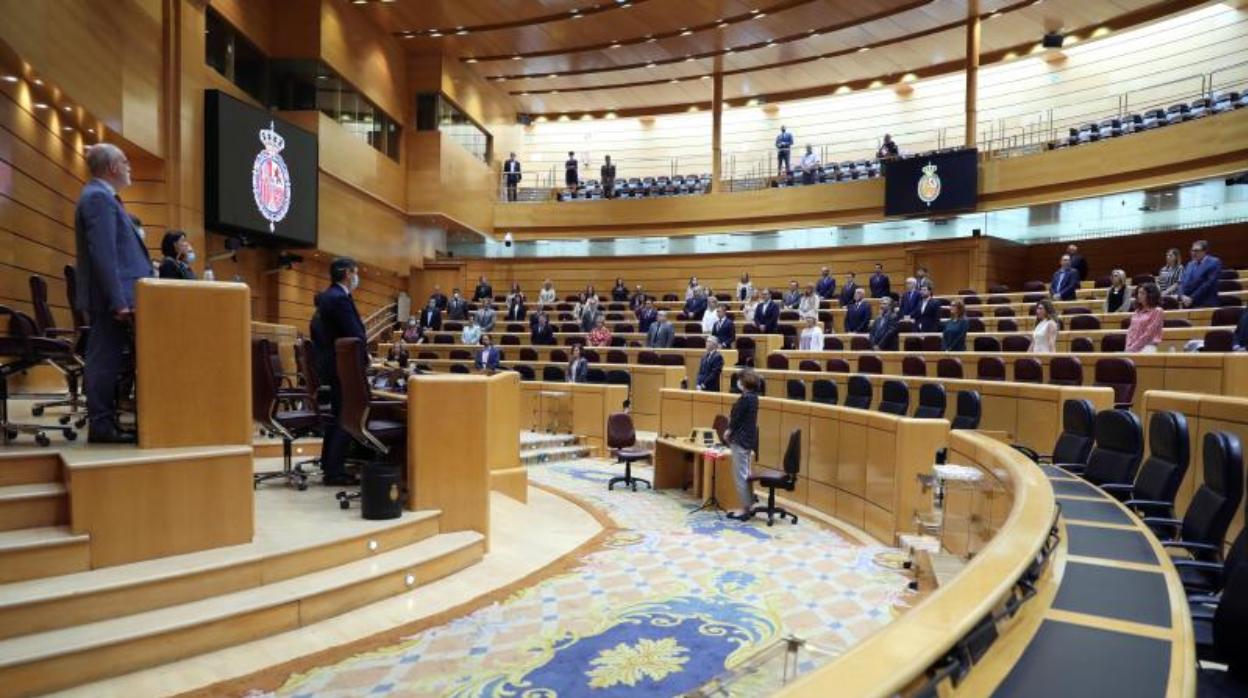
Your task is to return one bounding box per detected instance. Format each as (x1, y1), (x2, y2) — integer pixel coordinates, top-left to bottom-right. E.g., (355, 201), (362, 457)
(158, 230), (197, 279)
(310, 257), (367, 486)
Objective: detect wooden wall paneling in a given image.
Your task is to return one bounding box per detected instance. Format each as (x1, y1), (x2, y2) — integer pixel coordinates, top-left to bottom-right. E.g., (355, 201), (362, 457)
(319, 0), (408, 126)
(279, 110), (407, 211)
(317, 173), (416, 275)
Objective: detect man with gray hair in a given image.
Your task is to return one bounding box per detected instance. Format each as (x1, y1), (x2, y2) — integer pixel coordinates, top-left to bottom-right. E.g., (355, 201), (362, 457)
(646, 310), (674, 348)
(74, 143), (152, 444)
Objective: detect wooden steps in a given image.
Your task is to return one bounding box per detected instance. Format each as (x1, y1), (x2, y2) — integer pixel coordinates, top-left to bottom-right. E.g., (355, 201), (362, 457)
(0, 526), (90, 584)
(0, 452), (61, 487)
(0, 482), (67, 531)
(0, 527), (484, 696)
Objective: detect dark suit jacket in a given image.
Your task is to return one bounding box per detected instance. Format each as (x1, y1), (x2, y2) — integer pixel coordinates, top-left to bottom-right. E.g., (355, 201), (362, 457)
(420, 306), (442, 331)
(447, 298), (469, 320)
(1182, 256), (1224, 308)
(1050, 269), (1079, 301)
(942, 318), (968, 352)
(647, 322), (674, 348)
(696, 351), (723, 391)
(1233, 311), (1248, 350)
(473, 283), (493, 301)
(684, 295), (708, 319)
(844, 302), (871, 333)
(815, 276), (836, 300)
(1070, 254), (1089, 285)
(531, 323), (556, 346)
(899, 290), (921, 318)
(311, 284), (367, 384)
(711, 316), (735, 348)
(158, 257), (195, 280)
(838, 282), (859, 308)
(630, 292), (648, 312)
(638, 307), (658, 333)
(475, 346), (500, 371)
(914, 299), (941, 333)
(869, 273), (890, 298)
(727, 391), (759, 451)
(430, 292), (447, 310)
(503, 159), (521, 184)
(754, 300), (779, 333)
(506, 302), (527, 321)
(74, 179), (152, 313)
(568, 357), (589, 383)
(868, 313), (900, 351)
(611, 285), (629, 302)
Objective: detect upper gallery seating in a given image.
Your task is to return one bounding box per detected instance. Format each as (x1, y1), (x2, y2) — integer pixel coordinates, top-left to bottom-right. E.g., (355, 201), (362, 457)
(1055, 91), (1247, 149)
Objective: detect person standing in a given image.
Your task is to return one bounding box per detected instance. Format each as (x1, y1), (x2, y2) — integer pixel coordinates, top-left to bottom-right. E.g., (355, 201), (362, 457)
(566, 344), (589, 383)
(843, 288), (871, 333)
(775, 126), (794, 175)
(941, 299), (968, 352)
(429, 285), (447, 310)
(564, 151), (579, 190)
(646, 311), (675, 348)
(1031, 300), (1061, 353)
(723, 369), (760, 520)
(1180, 240), (1223, 308)
(868, 263), (890, 299)
(611, 278), (629, 302)
(799, 316), (824, 350)
(1066, 244), (1089, 285)
(1156, 248), (1184, 299)
(538, 279), (557, 307)
(638, 299), (659, 333)
(1125, 283), (1164, 353)
(783, 280), (802, 309)
(754, 290), (779, 334)
(475, 335), (500, 373)
(310, 257), (366, 484)
(838, 272), (859, 308)
(73, 143), (152, 443)
(531, 313), (556, 346)
(898, 277), (921, 319)
(798, 284), (820, 322)
(1050, 254), (1080, 301)
(695, 338), (724, 391)
(736, 272), (753, 302)
(600, 155), (617, 199)
(502, 152), (522, 202)
(913, 284), (941, 333)
(475, 302), (497, 333)
(1104, 269), (1132, 314)
(868, 297), (901, 351)
(877, 134), (900, 160)
(711, 305), (736, 349)
(815, 266), (836, 300)
(447, 288), (469, 320)
(473, 276), (493, 302)
(419, 297), (442, 331)
(799, 145), (819, 185)
(630, 284), (648, 312)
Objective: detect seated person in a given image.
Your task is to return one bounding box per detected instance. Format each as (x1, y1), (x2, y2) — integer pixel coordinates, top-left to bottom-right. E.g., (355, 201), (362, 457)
(587, 316), (613, 347)
(868, 297), (901, 351)
(474, 334), (500, 373)
(531, 313), (556, 346)
(461, 316), (483, 345)
(158, 230), (196, 280)
(695, 338), (724, 391)
(843, 288), (871, 333)
(798, 316), (823, 350)
(646, 311), (674, 348)
(401, 317), (426, 344)
(710, 304), (735, 349)
(567, 344), (589, 383)
(387, 338), (410, 368)
(754, 289), (780, 333)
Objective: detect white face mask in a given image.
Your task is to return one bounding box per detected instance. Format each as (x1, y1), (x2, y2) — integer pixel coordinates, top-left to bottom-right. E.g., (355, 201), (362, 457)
(185, 251), (196, 263)
(349, 272), (360, 291)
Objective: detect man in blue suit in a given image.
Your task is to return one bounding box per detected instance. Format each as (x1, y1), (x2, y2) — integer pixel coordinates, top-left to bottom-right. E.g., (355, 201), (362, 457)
(868, 298), (901, 351)
(1050, 254), (1080, 301)
(844, 288), (871, 333)
(475, 335), (501, 373)
(815, 266), (836, 300)
(898, 277), (921, 319)
(711, 305), (735, 349)
(695, 338), (724, 392)
(1180, 240), (1223, 308)
(869, 263), (891, 299)
(73, 144), (152, 443)
(637, 298), (659, 333)
(753, 290), (779, 333)
(311, 257), (367, 485)
(684, 289), (708, 320)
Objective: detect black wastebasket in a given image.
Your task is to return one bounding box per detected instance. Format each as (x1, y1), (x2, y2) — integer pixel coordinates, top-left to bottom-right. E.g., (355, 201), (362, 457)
(361, 463), (402, 520)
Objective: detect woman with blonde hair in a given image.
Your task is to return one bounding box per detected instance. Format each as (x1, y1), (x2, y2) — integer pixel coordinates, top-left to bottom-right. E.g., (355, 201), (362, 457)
(1105, 269), (1132, 314)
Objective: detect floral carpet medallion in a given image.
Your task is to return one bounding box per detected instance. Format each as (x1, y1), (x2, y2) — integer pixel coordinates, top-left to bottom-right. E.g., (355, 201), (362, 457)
(271, 459), (912, 698)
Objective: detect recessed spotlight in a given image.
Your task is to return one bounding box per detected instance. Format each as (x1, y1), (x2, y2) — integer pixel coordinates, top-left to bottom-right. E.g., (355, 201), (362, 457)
(430, 31), (442, 37)
(857, 46), (870, 53)
(610, 42), (621, 49)
(766, 41), (775, 47)
(646, 35), (656, 43)
(685, 56), (695, 62)
(62, 105), (73, 112)
(680, 28), (692, 36)
(646, 62), (656, 68)
(351, 0), (366, 4)
(808, 29), (817, 34)
(1, 75), (17, 83)
(86, 128), (95, 134)
(404, 574), (416, 586)
(750, 8), (760, 13)
(465, 58), (477, 63)
(717, 21), (729, 29)
(367, 539), (379, 551)
(988, 11), (1001, 19)
(700, 75), (711, 80)
(520, 91), (529, 96)
(550, 90), (559, 94)
(753, 13), (766, 19)
(456, 28), (468, 35)
(548, 73), (558, 78)
(669, 78), (680, 83)
(511, 55), (522, 60)
(62, 126), (74, 132)
(33, 78), (43, 86)
(316, 74), (329, 80)
(33, 102), (48, 110)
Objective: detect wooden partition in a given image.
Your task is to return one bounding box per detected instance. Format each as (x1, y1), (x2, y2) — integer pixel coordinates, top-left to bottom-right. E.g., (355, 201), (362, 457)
(485, 372), (525, 503)
(658, 389), (948, 544)
(519, 382), (628, 455)
(1141, 390), (1248, 549)
(135, 280), (252, 448)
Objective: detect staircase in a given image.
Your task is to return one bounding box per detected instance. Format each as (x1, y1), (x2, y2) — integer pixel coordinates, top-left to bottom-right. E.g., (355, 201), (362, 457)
(364, 302), (398, 344)
(520, 432), (591, 466)
(0, 452), (88, 584)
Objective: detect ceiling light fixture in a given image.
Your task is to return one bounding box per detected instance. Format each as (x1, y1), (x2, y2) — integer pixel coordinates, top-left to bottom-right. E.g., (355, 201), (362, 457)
(700, 75), (711, 80)
(33, 102), (49, 110)
(685, 56), (695, 62)
(646, 62), (656, 68)
(456, 28), (468, 35)
(548, 73), (558, 78)
(1, 75), (17, 83)
(646, 35), (656, 43)
(33, 78), (43, 85)
(670, 78), (680, 83)
(610, 42), (621, 49)
(753, 13), (766, 19)
(680, 28), (692, 36)
(62, 126), (74, 132)
(511, 55), (522, 60)
(857, 46), (870, 52)
(717, 21), (728, 29)
(62, 105), (73, 112)
(430, 31), (443, 37)
(465, 58), (477, 63)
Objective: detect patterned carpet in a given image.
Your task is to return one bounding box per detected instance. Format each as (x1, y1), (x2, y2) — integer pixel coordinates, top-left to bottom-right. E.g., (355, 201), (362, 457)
(265, 458), (914, 698)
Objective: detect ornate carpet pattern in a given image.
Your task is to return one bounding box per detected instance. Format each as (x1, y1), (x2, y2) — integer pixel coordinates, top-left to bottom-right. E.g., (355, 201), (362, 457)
(267, 458), (914, 698)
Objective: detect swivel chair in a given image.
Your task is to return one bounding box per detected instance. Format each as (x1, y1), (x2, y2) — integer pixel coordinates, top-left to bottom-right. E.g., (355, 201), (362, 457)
(333, 337), (408, 510)
(747, 429), (801, 526)
(606, 413), (651, 492)
(251, 338), (318, 490)
(0, 306), (78, 445)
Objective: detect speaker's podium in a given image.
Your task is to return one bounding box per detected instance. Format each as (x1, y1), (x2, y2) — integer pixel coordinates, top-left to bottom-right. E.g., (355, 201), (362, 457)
(62, 279), (254, 568)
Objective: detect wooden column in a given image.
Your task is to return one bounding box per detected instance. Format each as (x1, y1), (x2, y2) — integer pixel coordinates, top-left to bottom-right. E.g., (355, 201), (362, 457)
(711, 58), (724, 190)
(965, 0), (981, 147)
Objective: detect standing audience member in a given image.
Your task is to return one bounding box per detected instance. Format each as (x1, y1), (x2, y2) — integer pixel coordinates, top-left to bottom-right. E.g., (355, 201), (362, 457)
(1157, 249), (1183, 299)
(701, 297), (721, 334)
(685, 288), (709, 320)
(429, 285), (448, 310)
(600, 155), (617, 198)
(402, 317), (426, 344)
(1180, 240), (1223, 308)
(579, 296), (600, 332)
(711, 305), (735, 349)
(942, 299), (968, 351)
(798, 284), (820, 321)
(799, 316), (824, 350)
(473, 276), (493, 302)
(461, 316), (483, 345)
(736, 272), (753, 302)
(724, 369), (760, 520)
(566, 344), (588, 383)
(843, 288), (871, 333)
(74, 143), (152, 444)
(775, 126), (794, 175)
(913, 284), (941, 333)
(877, 134), (899, 159)
(1104, 269), (1132, 314)
(754, 290), (780, 333)
(838, 272), (860, 307)
(742, 289), (761, 325)
(685, 276), (701, 300)
(1067, 244), (1089, 285)
(869, 263), (890, 298)
(1031, 300), (1061, 353)
(695, 338), (724, 391)
(502, 152), (521, 202)
(531, 313), (556, 345)
(588, 316), (613, 347)
(611, 278), (629, 302)
(419, 297), (442, 331)
(475, 301), (496, 332)
(629, 284), (648, 312)
(799, 145), (820, 185)
(475, 335), (500, 373)
(538, 279), (557, 306)
(506, 293), (527, 321)
(447, 289), (469, 320)
(899, 278), (921, 318)
(915, 266), (932, 290)
(309, 257), (365, 484)
(868, 297), (900, 351)
(158, 230), (196, 279)
(505, 283), (525, 307)
(564, 151), (579, 190)
(1050, 254), (1080, 301)
(647, 311), (675, 348)
(1125, 283), (1164, 353)
(815, 266), (836, 300)
(637, 298), (659, 333)
(783, 280), (802, 309)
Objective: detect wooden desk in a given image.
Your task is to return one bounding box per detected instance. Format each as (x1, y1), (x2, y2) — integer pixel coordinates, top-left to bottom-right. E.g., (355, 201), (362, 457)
(653, 437), (740, 511)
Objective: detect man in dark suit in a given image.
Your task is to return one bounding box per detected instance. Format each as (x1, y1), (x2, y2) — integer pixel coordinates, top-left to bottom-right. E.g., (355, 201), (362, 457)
(868, 297), (901, 351)
(711, 305), (735, 349)
(843, 288), (871, 333)
(73, 144), (152, 443)
(684, 290), (708, 320)
(475, 335), (501, 373)
(1180, 240), (1223, 309)
(1066, 244), (1089, 285)
(754, 290), (780, 333)
(695, 338), (724, 392)
(447, 289), (469, 320)
(630, 285), (648, 313)
(838, 272), (859, 307)
(815, 266), (836, 300)
(646, 311), (674, 348)
(898, 277), (921, 319)
(782, 281), (802, 309)
(310, 257), (367, 485)
(430, 285), (448, 310)
(502, 152), (522, 202)
(869, 264), (890, 299)
(505, 295), (526, 322)
(531, 313), (556, 346)
(1050, 254), (1080, 301)
(473, 276), (493, 302)
(419, 298), (442, 331)
(601, 155), (617, 199)
(565, 151), (579, 190)
(913, 285), (941, 332)
(637, 299), (659, 333)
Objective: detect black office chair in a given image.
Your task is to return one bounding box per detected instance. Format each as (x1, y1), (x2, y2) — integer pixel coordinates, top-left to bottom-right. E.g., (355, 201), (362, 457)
(607, 413), (652, 492)
(28, 275), (87, 426)
(514, 364), (536, 381)
(542, 365), (566, 382)
(845, 375), (872, 409)
(950, 390), (981, 430)
(811, 379), (838, 406)
(586, 368), (607, 383)
(251, 338), (318, 490)
(0, 306), (78, 445)
(913, 383), (947, 419)
(1176, 518), (1246, 596)
(1146, 432), (1243, 563)
(1059, 409), (1143, 487)
(786, 379), (805, 401)
(1190, 553), (1248, 694)
(1102, 411), (1189, 512)
(333, 337), (407, 510)
(878, 380), (909, 416)
(1013, 399), (1096, 465)
(747, 428), (800, 526)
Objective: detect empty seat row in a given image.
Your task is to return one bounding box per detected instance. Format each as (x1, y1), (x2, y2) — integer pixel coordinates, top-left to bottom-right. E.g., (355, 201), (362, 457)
(1055, 92), (1246, 149)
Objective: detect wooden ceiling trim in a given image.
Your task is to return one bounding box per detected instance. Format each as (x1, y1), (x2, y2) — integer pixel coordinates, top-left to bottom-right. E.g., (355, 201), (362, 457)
(364, 0), (660, 38)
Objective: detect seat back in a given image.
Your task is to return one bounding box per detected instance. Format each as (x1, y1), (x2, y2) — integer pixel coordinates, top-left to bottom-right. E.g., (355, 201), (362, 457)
(951, 390), (981, 429)
(334, 337), (378, 450)
(1001, 335), (1032, 353)
(1052, 399), (1097, 465)
(974, 336), (1002, 352)
(1131, 411), (1190, 503)
(913, 383), (946, 419)
(586, 368), (606, 383)
(1070, 337), (1095, 353)
(845, 375), (873, 409)
(902, 356), (927, 377)
(515, 364), (536, 381)
(542, 365), (566, 381)
(1100, 334), (1127, 352)
(1048, 356), (1084, 386)
(251, 338), (279, 428)
(1082, 409), (1144, 486)
(976, 356), (1006, 381)
(996, 318), (1018, 332)
(811, 379), (838, 405)
(826, 358), (850, 373)
(63, 265), (88, 330)
(637, 350), (660, 365)
(782, 429), (801, 480)
(786, 379), (805, 400)
(713, 414), (729, 445)
(878, 380), (909, 415)
(1013, 357), (1043, 383)
(606, 413), (636, 450)
(798, 360), (821, 372)
(1094, 357), (1137, 407)
(937, 358), (963, 379)
(1181, 432), (1244, 548)
(297, 338), (322, 405)
(767, 354), (789, 370)
(28, 276), (56, 336)
(858, 355), (883, 375)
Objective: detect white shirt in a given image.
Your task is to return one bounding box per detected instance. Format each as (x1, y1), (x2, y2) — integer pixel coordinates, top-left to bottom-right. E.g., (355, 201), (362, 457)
(798, 294), (820, 320)
(742, 301), (759, 324)
(701, 310), (718, 334)
(1032, 318), (1058, 353)
(538, 288), (557, 305)
(801, 152), (819, 170)
(799, 325), (823, 351)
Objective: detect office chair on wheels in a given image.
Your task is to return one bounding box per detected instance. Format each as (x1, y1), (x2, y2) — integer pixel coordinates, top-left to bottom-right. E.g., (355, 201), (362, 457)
(747, 428), (801, 526)
(606, 412), (651, 492)
(333, 337), (407, 511)
(0, 306), (78, 445)
(251, 338), (319, 490)
(27, 275), (87, 427)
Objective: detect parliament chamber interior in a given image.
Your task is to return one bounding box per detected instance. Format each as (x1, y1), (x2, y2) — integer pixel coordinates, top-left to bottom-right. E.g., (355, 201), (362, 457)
(1, 0), (1248, 696)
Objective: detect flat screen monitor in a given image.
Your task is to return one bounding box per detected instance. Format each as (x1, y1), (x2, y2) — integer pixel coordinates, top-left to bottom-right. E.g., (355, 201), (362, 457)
(204, 89), (318, 247)
(884, 148), (978, 217)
